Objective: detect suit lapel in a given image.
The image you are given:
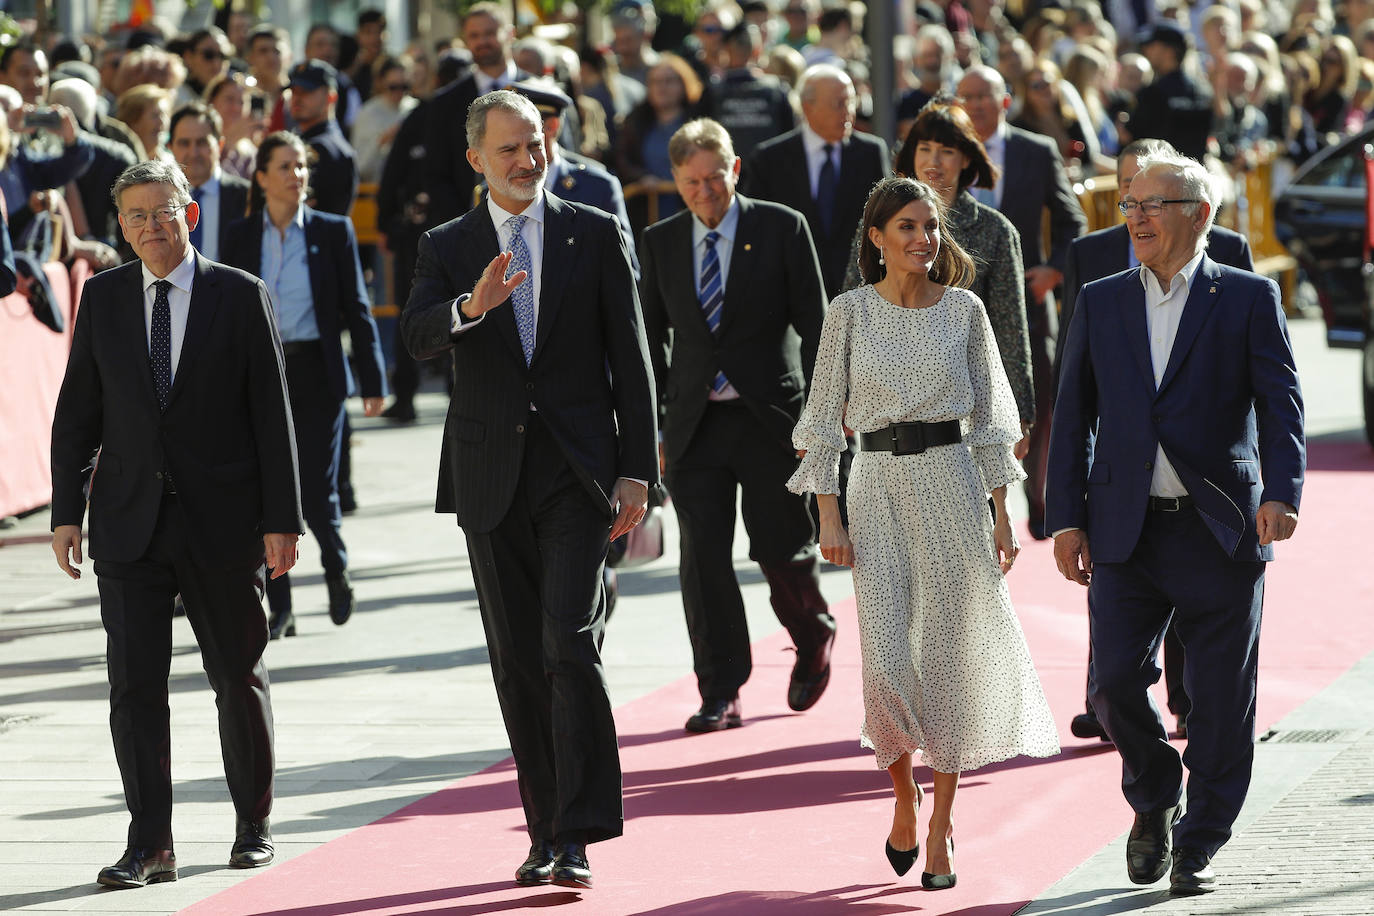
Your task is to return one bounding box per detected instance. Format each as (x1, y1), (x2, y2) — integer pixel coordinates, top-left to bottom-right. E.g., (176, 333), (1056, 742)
(534, 193), (574, 362)
(833, 139), (867, 235)
(302, 210), (332, 335)
(1157, 257), (1222, 396)
(783, 136), (818, 227)
(467, 204), (523, 361)
(719, 196), (754, 336)
(120, 264), (160, 406)
(167, 254), (220, 407)
(1121, 270), (1155, 391)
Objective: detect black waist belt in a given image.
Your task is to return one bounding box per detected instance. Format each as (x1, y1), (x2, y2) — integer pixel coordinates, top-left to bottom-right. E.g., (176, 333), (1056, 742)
(281, 339), (322, 357)
(1148, 495), (1194, 512)
(859, 420), (962, 456)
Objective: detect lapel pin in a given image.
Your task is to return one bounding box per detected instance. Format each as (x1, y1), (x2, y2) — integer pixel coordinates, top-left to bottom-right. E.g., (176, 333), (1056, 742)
(566, 237), (575, 246)
(744, 243), (752, 251)
(1209, 285), (1217, 294)
(561, 175), (576, 190)
(310, 244), (319, 254)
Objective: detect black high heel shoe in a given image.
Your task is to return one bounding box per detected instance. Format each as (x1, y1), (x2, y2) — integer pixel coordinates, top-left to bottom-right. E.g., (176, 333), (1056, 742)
(921, 837), (956, 890)
(884, 785), (924, 876)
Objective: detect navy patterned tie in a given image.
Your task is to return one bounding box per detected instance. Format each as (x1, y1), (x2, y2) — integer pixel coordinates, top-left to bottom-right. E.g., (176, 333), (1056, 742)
(698, 231), (729, 394)
(151, 280), (173, 410)
(817, 143), (837, 235)
(506, 214), (536, 364)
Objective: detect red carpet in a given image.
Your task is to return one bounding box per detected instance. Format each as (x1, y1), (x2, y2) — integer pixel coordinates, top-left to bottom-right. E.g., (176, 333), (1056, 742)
(181, 441), (1374, 916)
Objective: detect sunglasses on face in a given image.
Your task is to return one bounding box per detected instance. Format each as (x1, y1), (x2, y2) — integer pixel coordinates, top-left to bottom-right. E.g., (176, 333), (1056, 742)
(198, 48), (225, 61)
(385, 82), (410, 92)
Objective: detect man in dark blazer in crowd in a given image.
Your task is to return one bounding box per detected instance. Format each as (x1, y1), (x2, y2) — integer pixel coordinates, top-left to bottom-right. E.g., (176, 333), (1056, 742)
(1047, 153), (1304, 896)
(958, 64), (1087, 538)
(424, 2), (529, 226)
(50, 160), (301, 888)
(400, 90), (657, 890)
(746, 63), (889, 300)
(288, 60), (358, 217)
(170, 104), (250, 263)
(640, 117), (834, 734)
(1057, 138), (1254, 744)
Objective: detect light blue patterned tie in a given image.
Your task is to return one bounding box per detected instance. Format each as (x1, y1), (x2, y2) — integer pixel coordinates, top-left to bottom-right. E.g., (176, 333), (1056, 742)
(698, 230), (729, 394)
(506, 214), (536, 364)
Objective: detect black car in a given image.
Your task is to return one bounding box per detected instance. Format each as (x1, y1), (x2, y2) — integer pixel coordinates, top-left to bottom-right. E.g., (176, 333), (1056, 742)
(1273, 127), (1374, 445)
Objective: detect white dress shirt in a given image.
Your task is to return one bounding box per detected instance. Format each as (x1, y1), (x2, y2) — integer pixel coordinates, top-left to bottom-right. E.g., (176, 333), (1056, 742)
(984, 122), (1008, 208)
(1140, 248), (1206, 498)
(801, 123), (840, 200)
(474, 61), (518, 95)
(691, 196), (742, 401)
(192, 173), (222, 261)
(142, 248), (197, 384)
(450, 191), (546, 333)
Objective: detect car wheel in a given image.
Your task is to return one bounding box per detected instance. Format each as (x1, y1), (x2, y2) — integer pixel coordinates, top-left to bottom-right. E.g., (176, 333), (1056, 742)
(1365, 336), (1374, 448)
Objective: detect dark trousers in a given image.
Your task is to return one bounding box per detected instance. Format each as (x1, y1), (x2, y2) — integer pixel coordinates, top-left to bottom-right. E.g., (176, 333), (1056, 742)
(667, 401), (833, 702)
(1087, 507), (1265, 857)
(1024, 318), (1056, 533)
(267, 345), (347, 615)
(1082, 622), (1190, 720)
(95, 495), (274, 849)
(464, 412), (622, 845)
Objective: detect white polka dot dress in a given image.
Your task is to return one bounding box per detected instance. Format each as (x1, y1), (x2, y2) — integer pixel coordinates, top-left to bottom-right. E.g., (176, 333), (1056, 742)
(788, 285), (1060, 773)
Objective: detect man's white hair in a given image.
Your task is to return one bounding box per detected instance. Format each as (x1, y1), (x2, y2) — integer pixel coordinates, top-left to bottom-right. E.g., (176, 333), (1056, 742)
(798, 63), (851, 104)
(1134, 153), (1218, 244)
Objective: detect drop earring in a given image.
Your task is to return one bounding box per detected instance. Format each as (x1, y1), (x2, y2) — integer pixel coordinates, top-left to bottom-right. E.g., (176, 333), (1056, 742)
(878, 247), (885, 266)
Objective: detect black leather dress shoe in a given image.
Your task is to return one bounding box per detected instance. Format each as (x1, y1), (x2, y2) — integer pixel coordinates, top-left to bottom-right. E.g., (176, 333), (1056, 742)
(326, 572), (355, 625)
(515, 840), (557, 886)
(380, 400), (417, 422)
(97, 847), (177, 888)
(268, 608), (296, 639)
(685, 697), (742, 733)
(1126, 804), (1181, 884)
(1069, 710), (1110, 741)
(788, 624), (836, 712)
(1169, 847), (1216, 895)
(229, 817), (274, 868)
(551, 842), (592, 889)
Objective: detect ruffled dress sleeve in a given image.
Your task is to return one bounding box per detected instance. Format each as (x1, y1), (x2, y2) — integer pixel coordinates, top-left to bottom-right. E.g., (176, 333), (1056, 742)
(964, 290), (1027, 495)
(787, 293), (853, 496)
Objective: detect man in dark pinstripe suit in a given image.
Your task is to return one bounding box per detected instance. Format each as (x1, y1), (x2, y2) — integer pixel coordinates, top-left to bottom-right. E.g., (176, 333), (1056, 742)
(400, 89), (657, 891)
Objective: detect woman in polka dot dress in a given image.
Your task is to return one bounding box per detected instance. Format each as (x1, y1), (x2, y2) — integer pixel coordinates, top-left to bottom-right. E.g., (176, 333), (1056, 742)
(788, 177), (1059, 888)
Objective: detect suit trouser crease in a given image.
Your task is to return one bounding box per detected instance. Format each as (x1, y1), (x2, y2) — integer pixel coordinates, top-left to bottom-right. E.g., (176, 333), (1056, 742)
(667, 402), (831, 701)
(96, 495), (274, 848)
(268, 348), (348, 614)
(1087, 507), (1264, 857)
(463, 413), (623, 844)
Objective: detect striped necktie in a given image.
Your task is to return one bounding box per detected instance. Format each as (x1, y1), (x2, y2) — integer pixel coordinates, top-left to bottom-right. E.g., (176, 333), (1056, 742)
(698, 230), (729, 394)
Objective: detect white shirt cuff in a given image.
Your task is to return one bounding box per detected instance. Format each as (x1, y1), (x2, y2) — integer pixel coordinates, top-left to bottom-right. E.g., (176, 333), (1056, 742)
(450, 294), (484, 334)
(1051, 527), (1081, 539)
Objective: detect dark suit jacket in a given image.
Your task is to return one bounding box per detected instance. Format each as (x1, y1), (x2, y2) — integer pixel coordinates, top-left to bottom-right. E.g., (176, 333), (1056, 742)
(222, 207), (387, 403)
(745, 128), (890, 299)
(400, 192), (658, 533)
(423, 68), (531, 227)
(1057, 222), (1254, 387)
(300, 120), (359, 217)
(639, 194), (828, 462)
(1045, 257), (1305, 564)
(50, 255), (303, 570)
(545, 151), (639, 278)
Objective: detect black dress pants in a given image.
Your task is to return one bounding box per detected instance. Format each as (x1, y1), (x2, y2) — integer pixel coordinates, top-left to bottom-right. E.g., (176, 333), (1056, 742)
(463, 413), (622, 845)
(95, 494), (274, 849)
(667, 401), (833, 703)
(267, 345), (347, 614)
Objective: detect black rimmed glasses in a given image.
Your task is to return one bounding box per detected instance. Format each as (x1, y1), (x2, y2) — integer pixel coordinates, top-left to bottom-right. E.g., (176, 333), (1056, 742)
(1118, 197), (1201, 217)
(122, 204), (188, 228)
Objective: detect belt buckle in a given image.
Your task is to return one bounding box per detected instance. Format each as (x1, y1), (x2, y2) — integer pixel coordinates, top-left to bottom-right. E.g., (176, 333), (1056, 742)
(1156, 496), (1182, 512)
(890, 426), (926, 457)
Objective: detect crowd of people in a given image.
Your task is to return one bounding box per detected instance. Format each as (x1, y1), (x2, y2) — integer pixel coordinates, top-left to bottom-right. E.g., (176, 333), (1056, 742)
(26, 0), (1326, 903)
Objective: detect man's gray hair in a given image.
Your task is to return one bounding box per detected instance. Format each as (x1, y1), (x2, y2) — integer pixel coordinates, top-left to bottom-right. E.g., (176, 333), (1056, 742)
(961, 64), (1007, 99)
(798, 63), (852, 104)
(1134, 153), (1218, 242)
(49, 78), (98, 131)
(465, 89), (541, 150)
(111, 159), (192, 210)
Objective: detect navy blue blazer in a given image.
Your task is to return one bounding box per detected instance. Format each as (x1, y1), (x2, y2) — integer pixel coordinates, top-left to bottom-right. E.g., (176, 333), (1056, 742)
(546, 151), (639, 279)
(1045, 256), (1305, 564)
(1057, 223), (1254, 388)
(222, 207), (387, 403)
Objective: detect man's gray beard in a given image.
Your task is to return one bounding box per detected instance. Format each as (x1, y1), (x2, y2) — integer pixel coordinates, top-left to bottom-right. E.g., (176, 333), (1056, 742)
(487, 167), (545, 202)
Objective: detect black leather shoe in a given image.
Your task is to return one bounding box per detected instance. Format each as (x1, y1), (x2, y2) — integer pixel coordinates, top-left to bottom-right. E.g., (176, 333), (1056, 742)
(1126, 804), (1181, 885)
(685, 697), (742, 733)
(229, 817), (274, 868)
(788, 623), (836, 712)
(1170, 847), (1216, 895)
(551, 842), (592, 889)
(1070, 710), (1111, 741)
(326, 572), (355, 625)
(515, 840), (557, 886)
(268, 608), (296, 639)
(339, 489), (357, 514)
(97, 847), (177, 888)
(380, 400), (417, 422)
(921, 837), (956, 890)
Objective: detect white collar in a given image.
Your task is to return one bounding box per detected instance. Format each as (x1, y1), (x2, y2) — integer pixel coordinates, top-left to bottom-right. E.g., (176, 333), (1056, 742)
(1139, 248), (1207, 299)
(691, 195), (741, 246)
(141, 247), (197, 294)
(801, 122), (842, 157)
(487, 188), (547, 231)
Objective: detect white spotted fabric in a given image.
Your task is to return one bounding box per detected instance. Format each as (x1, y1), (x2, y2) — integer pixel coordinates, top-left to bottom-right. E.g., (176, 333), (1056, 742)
(788, 285), (1060, 772)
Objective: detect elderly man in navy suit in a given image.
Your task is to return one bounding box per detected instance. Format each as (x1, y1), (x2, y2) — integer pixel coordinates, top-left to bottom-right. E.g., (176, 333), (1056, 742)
(1057, 137), (1255, 744)
(1047, 152), (1304, 896)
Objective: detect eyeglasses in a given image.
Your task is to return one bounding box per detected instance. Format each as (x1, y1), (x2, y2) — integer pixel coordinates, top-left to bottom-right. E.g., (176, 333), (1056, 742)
(197, 48), (225, 61)
(1118, 197), (1200, 217)
(122, 204), (187, 228)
